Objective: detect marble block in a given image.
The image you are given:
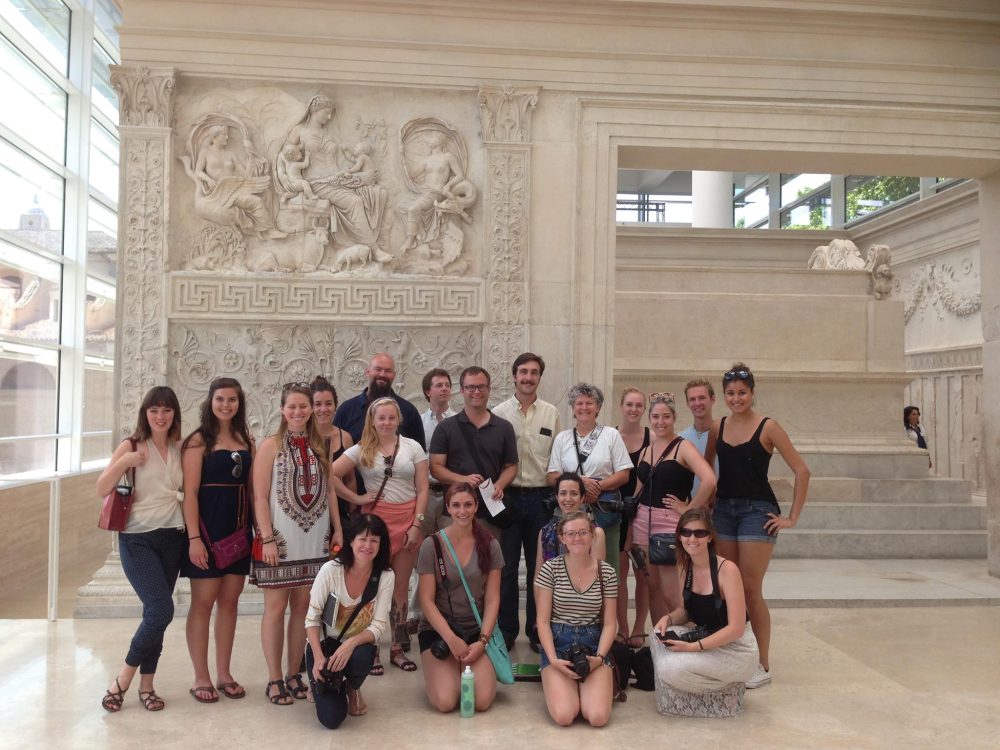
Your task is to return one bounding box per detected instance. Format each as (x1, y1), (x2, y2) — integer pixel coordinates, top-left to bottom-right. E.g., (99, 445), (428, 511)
(655, 681), (746, 718)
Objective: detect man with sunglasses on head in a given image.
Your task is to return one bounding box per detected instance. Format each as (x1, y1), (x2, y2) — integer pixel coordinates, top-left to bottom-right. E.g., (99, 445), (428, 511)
(491, 352), (561, 653)
(429, 366), (518, 544)
(334, 352), (426, 447)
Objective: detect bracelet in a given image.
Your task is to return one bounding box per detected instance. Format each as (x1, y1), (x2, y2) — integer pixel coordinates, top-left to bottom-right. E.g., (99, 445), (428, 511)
(698, 640), (704, 651)
(260, 536), (275, 545)
(409, 524), (421, 531)
(666, 615), (673, 626)
(188, 535), (201, 541)
(479, 633), (490, 645)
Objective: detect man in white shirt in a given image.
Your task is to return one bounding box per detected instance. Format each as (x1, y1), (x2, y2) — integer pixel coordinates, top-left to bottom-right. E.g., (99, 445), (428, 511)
(420, 367), (456, 534)
(492, 352), (561, 651)
(679, 378), (719, 497)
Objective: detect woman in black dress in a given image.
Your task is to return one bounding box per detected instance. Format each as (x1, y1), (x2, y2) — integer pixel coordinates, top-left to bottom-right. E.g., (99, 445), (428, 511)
(181, 377), (254, 702)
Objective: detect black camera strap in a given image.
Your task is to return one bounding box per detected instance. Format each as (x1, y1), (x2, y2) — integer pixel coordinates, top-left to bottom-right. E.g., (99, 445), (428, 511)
(682, 546), (723, 621)
(322, 568), (381, 642)
(431, 532), (458, 622)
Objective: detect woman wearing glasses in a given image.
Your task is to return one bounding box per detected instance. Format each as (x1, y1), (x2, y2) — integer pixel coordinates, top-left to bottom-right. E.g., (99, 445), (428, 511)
(631, 393), (716, 626)
(707, 363), (809, 689)
(651, 507), (758, 702)
(253, 383), (343, 705)
(331, 396), (429, 673)
(181, 377), (255, 703)
(534, 511), (617, 727)
(547, 383), (633, 577)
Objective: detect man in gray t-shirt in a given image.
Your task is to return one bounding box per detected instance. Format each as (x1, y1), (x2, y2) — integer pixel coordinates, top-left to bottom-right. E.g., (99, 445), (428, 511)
(679, 378), (719, 497)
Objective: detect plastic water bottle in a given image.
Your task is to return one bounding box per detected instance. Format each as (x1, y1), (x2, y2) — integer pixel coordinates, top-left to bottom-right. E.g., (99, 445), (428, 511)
(460, 665), (475, 717)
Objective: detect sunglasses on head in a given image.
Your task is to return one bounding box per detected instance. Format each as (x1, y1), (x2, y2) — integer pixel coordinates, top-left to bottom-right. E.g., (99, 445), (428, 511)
(283, 381), (312, 391)
(677, 527), (711, 538)
(723, 369), (753, 385)
(649, 391), (675, 402)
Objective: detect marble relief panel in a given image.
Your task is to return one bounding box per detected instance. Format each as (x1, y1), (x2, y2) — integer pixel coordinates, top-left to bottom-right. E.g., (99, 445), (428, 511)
(171, 82), (484, 280)
(168, 322), (481, 438)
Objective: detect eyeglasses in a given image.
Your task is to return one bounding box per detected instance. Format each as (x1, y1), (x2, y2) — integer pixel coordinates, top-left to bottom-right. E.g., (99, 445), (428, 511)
(649, 391), (675, 402)
(231, 451), (243, 479)
(722, 369), (752, 384)
(462, 384), (490, 393)
(561, 529), (592, 539)
(677, 527), (711, 539)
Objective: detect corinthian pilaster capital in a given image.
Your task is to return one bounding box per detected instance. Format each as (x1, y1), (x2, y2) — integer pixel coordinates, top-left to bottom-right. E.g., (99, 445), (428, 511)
(477, 85), (540, 145)
(110, 65), (176, 128)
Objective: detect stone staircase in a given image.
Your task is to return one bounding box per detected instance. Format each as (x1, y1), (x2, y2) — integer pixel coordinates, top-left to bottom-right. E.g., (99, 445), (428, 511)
(771, 476), (986, 559)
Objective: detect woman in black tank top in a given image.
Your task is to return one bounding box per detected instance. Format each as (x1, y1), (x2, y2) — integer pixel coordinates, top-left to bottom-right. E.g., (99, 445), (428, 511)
(706, 363), (810, 688)
(616, 387), (650, 648)
(631, 395), (716, 636)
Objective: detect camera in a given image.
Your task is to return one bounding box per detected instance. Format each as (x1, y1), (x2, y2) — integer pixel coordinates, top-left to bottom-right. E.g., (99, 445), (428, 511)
(430, 625), (479, 660)
(627, 546), (647, 571)
(561, 643), (592, 678)
(595, 494), (639, 520)
(662, 626), (711, 644)
(315, 665), (346, 694)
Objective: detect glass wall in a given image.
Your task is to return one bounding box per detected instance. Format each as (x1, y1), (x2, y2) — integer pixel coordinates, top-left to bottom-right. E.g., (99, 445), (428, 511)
(0, 0), (120, 481)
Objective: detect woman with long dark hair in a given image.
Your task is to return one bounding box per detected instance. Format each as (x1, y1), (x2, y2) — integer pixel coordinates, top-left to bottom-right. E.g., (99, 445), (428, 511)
(305, 513), (395, 728)
(651, 507), (758, 696)
(252, 383), (343, 705)
(97, 386), (184, 712)
(331, 396), (429, 673)
(707, 363), (809, 688)
(416, 483), (502, 713)
(180, 377), (254, 702)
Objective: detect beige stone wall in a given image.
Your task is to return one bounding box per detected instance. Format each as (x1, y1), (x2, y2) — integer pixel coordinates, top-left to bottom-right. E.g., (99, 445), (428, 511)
(852, 183), (984, 489)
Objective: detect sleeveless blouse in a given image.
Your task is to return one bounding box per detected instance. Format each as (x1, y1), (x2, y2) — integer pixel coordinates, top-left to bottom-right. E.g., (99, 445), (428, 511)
(125, 439), (184, 533)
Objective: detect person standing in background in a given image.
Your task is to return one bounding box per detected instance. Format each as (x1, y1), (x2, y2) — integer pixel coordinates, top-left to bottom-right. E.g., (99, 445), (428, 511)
(420, 368), (457, 533)
(904, 406), (932, 470)
(679, 379), (720, 498)
(492, 353), (561, 652)
(334, 353), (426, 447)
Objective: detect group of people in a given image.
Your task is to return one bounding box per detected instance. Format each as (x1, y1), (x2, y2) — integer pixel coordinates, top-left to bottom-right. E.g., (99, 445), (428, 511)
(98, 351), (810, 728)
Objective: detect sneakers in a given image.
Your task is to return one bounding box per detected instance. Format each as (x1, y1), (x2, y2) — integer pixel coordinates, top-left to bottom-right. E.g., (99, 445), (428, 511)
(745, 664), (771, 689)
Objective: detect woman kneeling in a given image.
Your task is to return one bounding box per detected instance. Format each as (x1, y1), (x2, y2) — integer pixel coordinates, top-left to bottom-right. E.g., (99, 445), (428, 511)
(305, 514), (394, 728)
(651, 507), (758, 696)
(535, 511), (617, 727)
(417, 483), (503, 712)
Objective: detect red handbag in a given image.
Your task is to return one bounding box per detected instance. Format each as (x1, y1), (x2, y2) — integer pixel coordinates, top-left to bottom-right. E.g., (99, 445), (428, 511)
(98, 438), (138, 531)
(201, 485), (250, 569)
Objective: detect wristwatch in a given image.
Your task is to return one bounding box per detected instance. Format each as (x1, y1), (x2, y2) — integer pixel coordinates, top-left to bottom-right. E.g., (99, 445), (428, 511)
(415, 513), (426, 522)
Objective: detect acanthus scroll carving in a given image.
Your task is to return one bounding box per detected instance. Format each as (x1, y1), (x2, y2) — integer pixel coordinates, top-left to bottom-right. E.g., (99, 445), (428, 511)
(111, 65), (176, 128)
(477, 85), (540, 145)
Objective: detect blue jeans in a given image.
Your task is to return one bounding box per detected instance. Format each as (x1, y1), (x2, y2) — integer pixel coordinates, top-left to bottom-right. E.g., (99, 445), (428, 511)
(118, 527), (185, 673)
(712, 497), (779, 544)
(540, 622), (603, 670)
(305, 642), (375, 729)
(498, 486), (552, 642)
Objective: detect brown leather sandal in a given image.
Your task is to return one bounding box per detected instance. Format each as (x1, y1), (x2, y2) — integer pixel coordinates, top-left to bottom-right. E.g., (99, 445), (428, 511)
(138, 690), (165, 711)
(101, 677), (127, 713)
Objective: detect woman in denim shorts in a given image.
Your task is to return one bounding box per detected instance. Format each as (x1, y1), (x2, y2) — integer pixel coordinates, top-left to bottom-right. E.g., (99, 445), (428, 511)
(707, 363), (809, 689)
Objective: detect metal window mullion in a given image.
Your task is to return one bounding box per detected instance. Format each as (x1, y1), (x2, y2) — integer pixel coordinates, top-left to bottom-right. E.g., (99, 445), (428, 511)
(830, 175), (846, 228)
(768, 173), (781, 228)
(55, 2), (96, 474)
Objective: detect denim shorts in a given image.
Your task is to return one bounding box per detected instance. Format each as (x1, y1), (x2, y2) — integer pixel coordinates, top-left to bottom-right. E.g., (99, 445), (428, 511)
(540, 622), (608, 670)
(712, 497), (780, 544)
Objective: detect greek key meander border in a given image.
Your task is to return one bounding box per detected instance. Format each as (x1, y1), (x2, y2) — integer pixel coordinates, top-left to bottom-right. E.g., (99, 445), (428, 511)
(168, 275), (485, 321)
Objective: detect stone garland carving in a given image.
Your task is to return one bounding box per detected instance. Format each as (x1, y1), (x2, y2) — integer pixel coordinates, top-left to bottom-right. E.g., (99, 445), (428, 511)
(110, 65), (176, 128)
(478, 85), (539, 399)
(477, 85), (540, 145)
(168, 323), (481, 436)
(117, 136), (170, 437)
(806, 239), (893, 299)
(177, 97), (478, 278)
(897, 262), (982, 323)
(170, 276), (482, 321)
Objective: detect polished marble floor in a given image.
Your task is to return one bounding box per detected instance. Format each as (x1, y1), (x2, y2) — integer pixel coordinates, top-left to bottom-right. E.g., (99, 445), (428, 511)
(3, 602), (1000, 750)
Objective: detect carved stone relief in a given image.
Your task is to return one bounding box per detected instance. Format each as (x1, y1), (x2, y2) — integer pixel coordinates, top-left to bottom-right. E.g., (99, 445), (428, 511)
(168, 323), (481, 436)
(477, 85), (539, 399)
(110, 65), (175, 128)
(175, 95), (478, 278)
(807, 239), (893, 299)
(895, 261), (982, 323)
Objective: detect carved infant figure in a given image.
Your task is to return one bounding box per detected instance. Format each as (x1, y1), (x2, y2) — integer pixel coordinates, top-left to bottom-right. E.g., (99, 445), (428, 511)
(278, 143), (317, 203)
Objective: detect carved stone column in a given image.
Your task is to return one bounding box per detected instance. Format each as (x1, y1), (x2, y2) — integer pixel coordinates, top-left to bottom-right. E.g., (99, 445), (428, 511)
(478, 85), (539, 399)
(76, 66), (178, 617)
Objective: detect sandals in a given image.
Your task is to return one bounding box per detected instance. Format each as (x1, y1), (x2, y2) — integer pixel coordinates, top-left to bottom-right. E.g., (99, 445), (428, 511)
(389, 644), (418, 672)
(347, 686), (367, 716)
(189, 685), (219, 703)
(138, 690), (165, 711)
(216, 681), (246, 699)
(284, 673), (309, 700)
(369, 646), (384, 676)
(265, 679), (293, 706)
(101, 677), (127, 713)
(615, 632), (629, 645)
(627, 633), (647, 649)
